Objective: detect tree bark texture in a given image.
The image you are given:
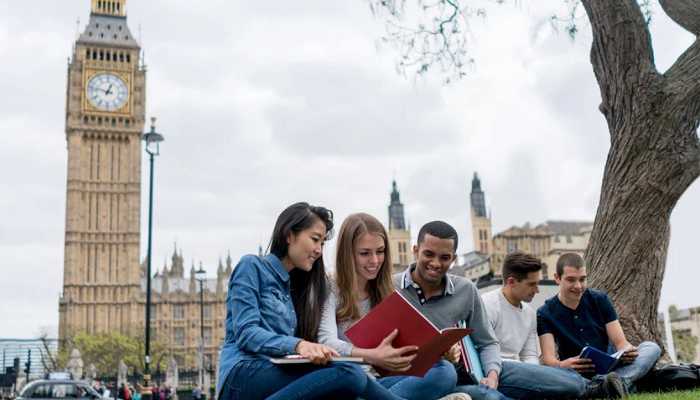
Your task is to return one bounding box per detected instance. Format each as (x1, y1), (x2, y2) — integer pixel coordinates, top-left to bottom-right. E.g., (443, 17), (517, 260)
(581, 0), (700, 346)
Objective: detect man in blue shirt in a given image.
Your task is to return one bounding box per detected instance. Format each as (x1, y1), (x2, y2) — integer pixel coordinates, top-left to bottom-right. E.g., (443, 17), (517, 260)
(537, 253), (661, 395)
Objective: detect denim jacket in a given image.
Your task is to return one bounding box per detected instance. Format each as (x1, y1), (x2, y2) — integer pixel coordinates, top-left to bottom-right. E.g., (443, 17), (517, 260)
(216, 254), (302, 395)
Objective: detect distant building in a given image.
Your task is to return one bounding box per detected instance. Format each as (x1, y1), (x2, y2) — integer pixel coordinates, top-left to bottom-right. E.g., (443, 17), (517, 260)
(0, 338), (58, 380)
(468, 172), (592, 279)
(668, 306), (700, 363)
(387, 180), (412, 272)
(450, 251), (491, 282)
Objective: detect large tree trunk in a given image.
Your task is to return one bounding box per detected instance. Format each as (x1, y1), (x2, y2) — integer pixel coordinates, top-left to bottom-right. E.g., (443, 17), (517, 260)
(581, 0), (700, 345)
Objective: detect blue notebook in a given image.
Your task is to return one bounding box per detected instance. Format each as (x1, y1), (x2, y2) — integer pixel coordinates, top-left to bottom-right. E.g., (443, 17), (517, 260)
(457, 320), (485, 382)
(579, 346), (627, 375)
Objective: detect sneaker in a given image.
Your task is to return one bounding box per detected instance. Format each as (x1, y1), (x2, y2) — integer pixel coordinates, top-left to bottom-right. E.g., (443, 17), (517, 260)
(583, 378), (607, 399)
(602, 372), (628, 399)
(437, 394), (471, 400)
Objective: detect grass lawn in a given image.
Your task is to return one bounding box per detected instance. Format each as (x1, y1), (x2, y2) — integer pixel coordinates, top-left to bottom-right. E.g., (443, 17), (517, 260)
(629, 390), (700, 399)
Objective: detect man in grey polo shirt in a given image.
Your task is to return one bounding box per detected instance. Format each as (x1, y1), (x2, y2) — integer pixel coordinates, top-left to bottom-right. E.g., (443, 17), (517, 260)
(393, 221), (507, 400)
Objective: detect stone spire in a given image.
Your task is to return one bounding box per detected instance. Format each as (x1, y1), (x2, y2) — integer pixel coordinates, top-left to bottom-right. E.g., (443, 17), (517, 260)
(161, 272), (170, 295)
(189, 262), (197, 293)
(216, 261), (225, 295)
(388, 179), (406, 230)
(225, 251), (233, 276)
(470, 172), (487, 218)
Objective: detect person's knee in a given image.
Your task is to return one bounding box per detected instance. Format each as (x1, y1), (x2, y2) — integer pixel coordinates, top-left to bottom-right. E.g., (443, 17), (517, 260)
(432, 360), (458, 386)
(334, 362), (367, 393)
(639, 341), (662, 358)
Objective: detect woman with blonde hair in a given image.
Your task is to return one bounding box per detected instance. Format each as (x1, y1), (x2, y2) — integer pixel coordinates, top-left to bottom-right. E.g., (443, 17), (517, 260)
(319, 212), (459, 400)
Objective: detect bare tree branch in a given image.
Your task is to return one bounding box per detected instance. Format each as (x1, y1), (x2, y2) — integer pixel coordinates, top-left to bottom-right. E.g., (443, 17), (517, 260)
(39, 330), (58, 372)
(665, 39), (700, 109)
(580, 1), (656, 99)
(369, 0), (491, 82)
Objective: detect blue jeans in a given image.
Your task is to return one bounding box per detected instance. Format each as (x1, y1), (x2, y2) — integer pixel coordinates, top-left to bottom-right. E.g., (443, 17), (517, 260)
(498, 360), (588, 399)
(378, 360), (458, 400)
(614, 341), (661, 389)
(219, 359), (405, 400)
(455, 383), (512, 400)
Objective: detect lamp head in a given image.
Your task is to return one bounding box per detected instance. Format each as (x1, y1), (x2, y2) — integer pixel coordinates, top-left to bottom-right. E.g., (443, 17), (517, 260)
(195, 263), (207, 282)
(143, 117), (164, 155)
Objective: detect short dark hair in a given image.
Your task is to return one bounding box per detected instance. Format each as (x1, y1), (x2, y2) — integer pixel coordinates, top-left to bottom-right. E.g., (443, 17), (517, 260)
(556, 252), (585, 277)
(417, 221), (458, 251)
(502, 252), (543, 282)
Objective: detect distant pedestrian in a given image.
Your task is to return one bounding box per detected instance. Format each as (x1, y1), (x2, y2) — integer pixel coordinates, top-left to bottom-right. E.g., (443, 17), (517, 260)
(192, 386), (201, 400)
(132, 384), (142, 400)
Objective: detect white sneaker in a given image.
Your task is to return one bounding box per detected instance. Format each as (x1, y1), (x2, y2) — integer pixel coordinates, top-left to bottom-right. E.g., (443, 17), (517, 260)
(437, 394), (472, 400)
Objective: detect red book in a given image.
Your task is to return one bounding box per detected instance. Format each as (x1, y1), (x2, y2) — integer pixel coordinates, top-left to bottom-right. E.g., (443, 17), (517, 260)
(345, 290), (472, 377)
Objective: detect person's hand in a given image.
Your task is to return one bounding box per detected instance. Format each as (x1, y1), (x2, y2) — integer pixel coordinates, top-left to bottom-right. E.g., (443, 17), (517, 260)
(621, 347), (638, 364)
(480, 370), (499, 389)
(559, 356), (595, 373)
(366, 329), (418, 372)
(295, 340), (339, 365)
(443, 343), (461, 363)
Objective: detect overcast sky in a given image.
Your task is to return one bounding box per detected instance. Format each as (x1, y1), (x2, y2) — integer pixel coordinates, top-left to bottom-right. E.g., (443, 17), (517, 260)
(1, 1), (698, 338)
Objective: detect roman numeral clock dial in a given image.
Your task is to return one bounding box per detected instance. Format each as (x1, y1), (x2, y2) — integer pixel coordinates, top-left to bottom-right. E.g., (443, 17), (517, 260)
(86, 72), (129, 112)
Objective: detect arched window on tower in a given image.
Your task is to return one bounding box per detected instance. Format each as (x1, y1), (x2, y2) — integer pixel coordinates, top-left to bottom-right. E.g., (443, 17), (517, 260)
(99, 50), (104, 60)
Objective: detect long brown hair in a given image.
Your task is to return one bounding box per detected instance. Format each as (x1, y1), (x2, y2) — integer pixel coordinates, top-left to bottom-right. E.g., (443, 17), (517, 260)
(335, 213), (394, 322)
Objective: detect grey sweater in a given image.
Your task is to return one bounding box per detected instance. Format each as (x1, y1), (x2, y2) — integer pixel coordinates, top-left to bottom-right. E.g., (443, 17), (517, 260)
(393, 269), (502, 375)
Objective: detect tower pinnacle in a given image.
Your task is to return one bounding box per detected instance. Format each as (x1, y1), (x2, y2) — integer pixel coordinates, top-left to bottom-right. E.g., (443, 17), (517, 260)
(91, 0), (127, 17)
(388, 180), (406, 230)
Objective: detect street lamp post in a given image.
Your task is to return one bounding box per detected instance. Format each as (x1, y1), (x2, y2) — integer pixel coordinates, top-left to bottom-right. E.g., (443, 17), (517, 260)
(142, 117), (164, 400)
(194, 264), (207, 394)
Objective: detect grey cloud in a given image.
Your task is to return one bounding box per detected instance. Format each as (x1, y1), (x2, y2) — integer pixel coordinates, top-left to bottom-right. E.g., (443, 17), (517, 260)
(258, 63), (459, 157)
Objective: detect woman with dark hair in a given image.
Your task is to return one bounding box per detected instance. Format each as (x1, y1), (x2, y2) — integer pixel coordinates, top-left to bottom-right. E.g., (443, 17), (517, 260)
(217, 203), (405, 400)
(318, 213), (460, 400)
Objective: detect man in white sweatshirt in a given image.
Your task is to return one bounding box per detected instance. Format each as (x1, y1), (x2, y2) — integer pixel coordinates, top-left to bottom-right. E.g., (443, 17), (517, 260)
(481, 252), (627, 399)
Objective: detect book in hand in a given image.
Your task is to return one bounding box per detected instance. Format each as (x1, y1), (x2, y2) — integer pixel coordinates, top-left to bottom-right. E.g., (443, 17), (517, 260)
(269, 355), (365, 364)
(579, 346), (630, 375)
(456, 319), (485, 384)
(345, 290), (472, 377)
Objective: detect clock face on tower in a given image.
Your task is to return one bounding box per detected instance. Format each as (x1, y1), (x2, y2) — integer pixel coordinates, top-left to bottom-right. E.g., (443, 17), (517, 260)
(86, 73), (129, 112)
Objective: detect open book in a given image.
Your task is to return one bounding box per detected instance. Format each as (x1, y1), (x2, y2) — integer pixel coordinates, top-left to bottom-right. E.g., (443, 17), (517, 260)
(345, 290), (472, 377)
(269, 355), (365, 364)
(579, 346), (630, 375)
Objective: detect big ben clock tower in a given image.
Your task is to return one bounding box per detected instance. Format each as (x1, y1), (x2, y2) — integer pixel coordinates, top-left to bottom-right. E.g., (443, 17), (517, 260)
(59, 0), (146, 340)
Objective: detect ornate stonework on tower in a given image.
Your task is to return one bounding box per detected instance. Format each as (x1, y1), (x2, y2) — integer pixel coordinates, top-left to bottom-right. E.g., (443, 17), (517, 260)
(59, 0), (146, 339)
(387, 180), (411, 271)
(470, 172), (492, 255)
